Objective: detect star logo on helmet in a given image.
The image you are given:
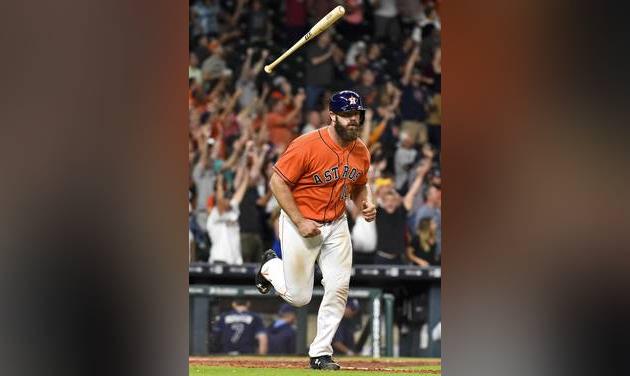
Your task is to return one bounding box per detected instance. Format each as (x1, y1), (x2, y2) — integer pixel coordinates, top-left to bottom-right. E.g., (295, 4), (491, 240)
(348, 97), (357, 105)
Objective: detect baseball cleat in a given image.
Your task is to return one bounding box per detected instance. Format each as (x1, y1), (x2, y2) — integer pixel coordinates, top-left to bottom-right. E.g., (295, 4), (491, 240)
(255, 249), (277, 294)
(309, 355), (341, 370)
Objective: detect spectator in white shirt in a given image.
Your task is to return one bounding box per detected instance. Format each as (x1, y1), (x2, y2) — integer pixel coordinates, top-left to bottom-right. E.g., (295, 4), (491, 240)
(207, 170), (249, 265)
(189, 52), (203, 85)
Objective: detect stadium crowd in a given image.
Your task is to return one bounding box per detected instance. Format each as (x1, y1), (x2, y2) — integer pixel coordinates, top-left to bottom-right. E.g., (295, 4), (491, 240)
(189, 0), (442, 267)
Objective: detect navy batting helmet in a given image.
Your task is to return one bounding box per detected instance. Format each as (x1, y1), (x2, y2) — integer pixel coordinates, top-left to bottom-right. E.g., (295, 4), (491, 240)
(329, 90), (366, 122)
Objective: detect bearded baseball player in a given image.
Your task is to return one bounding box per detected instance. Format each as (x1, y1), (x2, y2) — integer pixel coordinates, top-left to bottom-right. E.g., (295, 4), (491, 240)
(255, 90), (376, 370)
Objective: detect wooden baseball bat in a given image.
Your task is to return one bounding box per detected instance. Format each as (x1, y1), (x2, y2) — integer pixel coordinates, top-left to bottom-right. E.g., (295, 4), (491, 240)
(264, 6), (345, 74)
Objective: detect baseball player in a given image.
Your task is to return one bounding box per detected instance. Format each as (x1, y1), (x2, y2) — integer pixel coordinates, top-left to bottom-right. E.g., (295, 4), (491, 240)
(267, 303), (297, 355)
(255, 90), (376, 370)
(211, 299), (268, 355)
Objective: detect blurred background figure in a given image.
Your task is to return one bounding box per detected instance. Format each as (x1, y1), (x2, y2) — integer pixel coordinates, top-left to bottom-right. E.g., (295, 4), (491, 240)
(211, 299), (268, 355)
(406, 216), (440, 267)
(191, 0), (222, 39)
(348, 200), (377, 264)
(370, 0), (401, 44)
(399, 45), (429, 146)
(373, 168), (424, 264)
(237, 143), (270, 263)
(432, 321), (441, 342)
(332, 299), (361, 356)
(409, 182), (441, 257)
(304, 31), (336, 111)
(268, 207), (283, 258)
(206, 172), (248, 264)
(394, 131), (418, 192)
(301, 110), (322, 134)
(267, 303), (297, 355)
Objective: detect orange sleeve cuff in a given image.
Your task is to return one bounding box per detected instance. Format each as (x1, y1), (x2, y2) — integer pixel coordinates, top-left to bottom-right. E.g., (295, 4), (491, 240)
(273, 165), (296, 186)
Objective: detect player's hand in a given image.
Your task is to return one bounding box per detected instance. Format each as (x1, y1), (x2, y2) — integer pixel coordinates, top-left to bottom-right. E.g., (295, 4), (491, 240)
(361, 200), (376, 222)
(297, 219), (322, 238)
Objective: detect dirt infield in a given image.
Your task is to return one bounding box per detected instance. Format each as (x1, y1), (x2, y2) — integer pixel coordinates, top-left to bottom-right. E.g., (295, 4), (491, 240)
(190, 356), (441, 373)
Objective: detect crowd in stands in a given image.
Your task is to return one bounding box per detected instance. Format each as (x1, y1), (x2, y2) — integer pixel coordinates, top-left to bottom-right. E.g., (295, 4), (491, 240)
(189, 0), (442, 267)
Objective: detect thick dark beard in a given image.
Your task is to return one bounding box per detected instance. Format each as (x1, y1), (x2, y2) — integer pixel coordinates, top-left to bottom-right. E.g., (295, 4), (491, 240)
(334, 116), (361, 143)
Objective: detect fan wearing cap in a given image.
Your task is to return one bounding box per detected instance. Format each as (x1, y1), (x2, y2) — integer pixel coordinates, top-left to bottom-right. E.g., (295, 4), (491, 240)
(255, 90), (376, 370)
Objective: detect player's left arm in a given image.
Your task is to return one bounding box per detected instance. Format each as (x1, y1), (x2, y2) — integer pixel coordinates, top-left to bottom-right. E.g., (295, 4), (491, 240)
(351, 183), (376, 222)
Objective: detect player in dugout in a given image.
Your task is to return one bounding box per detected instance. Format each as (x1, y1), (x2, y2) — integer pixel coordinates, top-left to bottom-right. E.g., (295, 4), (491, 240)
(332, 298), (361, 356)
(211, 299), (268, 355)
(267, 303), (297, 355)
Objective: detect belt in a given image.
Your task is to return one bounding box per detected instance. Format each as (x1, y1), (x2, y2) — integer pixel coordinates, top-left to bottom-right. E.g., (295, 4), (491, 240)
(282, 211), (345, 225)
(311, 214), (346, 225)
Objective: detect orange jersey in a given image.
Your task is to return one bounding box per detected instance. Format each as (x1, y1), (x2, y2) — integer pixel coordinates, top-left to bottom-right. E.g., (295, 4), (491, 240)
(273, 127), (371, 223)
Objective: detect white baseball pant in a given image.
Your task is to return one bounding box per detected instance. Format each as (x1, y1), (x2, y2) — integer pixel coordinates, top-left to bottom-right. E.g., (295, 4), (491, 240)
(261, 210), (352, 357)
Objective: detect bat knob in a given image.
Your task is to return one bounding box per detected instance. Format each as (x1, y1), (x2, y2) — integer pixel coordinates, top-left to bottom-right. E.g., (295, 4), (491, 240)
(264, 65), (273, 74)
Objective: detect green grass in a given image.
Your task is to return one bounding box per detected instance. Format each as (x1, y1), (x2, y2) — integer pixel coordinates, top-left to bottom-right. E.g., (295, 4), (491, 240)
(189, 365), (441, 375)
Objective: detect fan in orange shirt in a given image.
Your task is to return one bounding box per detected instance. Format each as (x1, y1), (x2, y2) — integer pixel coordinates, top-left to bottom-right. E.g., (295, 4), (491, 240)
(266, 90), (305, 150)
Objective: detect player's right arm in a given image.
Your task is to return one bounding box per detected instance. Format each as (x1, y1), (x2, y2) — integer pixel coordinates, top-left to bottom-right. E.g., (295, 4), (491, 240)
(269, 172), (321, 237)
